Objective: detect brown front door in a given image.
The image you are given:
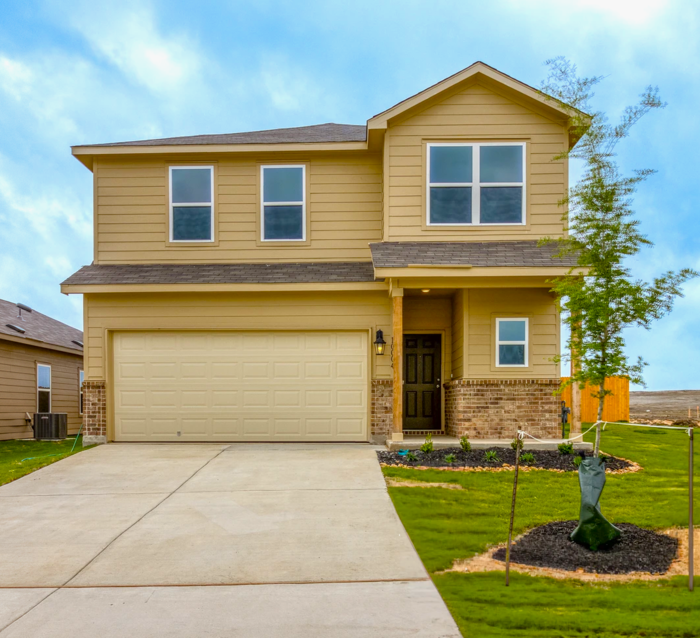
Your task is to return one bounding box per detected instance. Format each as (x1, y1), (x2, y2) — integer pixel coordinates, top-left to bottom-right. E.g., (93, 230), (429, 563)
(403, 334), (442, 430)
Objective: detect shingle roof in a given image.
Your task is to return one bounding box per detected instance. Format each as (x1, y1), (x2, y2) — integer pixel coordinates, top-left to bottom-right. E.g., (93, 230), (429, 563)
(83, 123), (367, 148)
(369, 241), (578, 268)
(62, 262), (378, 286)
(0, 299), (83, 353)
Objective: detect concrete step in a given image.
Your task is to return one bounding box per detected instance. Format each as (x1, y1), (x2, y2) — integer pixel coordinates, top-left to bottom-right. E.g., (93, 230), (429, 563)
(385, 436), (593, 452)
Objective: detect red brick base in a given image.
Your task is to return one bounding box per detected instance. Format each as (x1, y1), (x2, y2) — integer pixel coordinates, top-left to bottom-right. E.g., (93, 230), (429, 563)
(371, 379), (393, 442)
(82, 380), (107, 446)
(445, 379), (560, 440)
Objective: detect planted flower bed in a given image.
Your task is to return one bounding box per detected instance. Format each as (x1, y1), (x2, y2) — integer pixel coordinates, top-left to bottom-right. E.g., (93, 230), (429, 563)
(377, 447), (635, 472)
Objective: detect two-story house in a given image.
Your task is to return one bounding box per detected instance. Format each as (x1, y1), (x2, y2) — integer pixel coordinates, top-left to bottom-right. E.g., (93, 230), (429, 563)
(62, 62), (585, 446)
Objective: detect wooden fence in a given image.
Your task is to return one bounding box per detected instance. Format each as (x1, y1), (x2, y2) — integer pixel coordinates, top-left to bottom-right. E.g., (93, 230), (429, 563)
(560, 377), (630, 423)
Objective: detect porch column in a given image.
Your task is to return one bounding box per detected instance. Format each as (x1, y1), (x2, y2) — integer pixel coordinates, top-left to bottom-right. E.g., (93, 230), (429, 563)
(391, 289), (404, 441)
(570, 328), (582, 434)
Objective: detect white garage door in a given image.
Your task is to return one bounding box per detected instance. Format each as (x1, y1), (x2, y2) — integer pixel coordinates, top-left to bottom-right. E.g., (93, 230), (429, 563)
(113, 331), (368, 442)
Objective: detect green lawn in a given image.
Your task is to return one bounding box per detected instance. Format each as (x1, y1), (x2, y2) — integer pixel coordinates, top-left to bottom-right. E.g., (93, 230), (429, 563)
(0, 436), (92, 486)
(384, 424), (700, 637)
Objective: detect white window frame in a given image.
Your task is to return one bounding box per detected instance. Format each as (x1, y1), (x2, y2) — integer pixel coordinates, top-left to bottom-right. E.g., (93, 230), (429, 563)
(79, 369), (84, 415)
(260, 164), (306, 242)
(427, 142), (526, 226)
(37, 363), (51, 412)
(495, 318), (529, 368)
(168, 166), (215, 243)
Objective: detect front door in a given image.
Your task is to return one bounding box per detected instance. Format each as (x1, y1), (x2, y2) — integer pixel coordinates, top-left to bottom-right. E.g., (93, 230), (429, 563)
(403, 334), (442, 430)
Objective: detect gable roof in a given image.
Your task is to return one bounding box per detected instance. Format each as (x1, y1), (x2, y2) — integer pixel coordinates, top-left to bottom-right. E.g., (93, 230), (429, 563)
(368, 61), (588, 130)
(0, 299), (83, 354)
(81, 123), (367, 148)
(72, 61), (588, 166)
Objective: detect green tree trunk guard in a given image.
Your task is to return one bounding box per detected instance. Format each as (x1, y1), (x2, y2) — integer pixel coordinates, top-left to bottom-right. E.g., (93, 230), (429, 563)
(570, 457), (621, 550)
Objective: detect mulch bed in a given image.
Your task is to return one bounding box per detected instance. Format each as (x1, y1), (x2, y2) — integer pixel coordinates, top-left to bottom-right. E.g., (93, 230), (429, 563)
(492, 521), (678, 574)
(377, 447), (634, 472)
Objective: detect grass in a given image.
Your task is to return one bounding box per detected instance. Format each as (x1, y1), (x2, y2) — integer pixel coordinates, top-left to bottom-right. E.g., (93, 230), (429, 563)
(0, 436), (92, 486)
(384, 424), (700, 637)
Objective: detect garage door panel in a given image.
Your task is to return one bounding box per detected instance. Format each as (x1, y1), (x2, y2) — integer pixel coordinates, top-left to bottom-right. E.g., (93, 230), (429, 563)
(114, 331), (368, 442)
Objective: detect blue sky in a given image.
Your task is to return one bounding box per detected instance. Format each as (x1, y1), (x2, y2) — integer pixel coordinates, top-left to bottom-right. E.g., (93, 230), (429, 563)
(0, 0), (698, 390)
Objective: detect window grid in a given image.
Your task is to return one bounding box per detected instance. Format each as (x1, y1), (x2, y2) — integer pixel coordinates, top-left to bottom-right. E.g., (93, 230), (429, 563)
(427, 142), (526, 226)
(261, 165), (306, 242)
(495, 318), (529, 368)
(168, 166), (215, 243)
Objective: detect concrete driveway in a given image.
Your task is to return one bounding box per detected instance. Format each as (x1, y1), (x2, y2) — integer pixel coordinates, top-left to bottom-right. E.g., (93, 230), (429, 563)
(0, 444), (460, 637)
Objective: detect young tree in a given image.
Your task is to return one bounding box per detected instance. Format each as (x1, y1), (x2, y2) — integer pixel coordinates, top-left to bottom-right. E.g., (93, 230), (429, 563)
(540, 58), (697, 456)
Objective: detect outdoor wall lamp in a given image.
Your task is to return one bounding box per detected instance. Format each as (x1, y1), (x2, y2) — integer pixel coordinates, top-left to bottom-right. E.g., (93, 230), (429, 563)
(374, 329), (387, 355)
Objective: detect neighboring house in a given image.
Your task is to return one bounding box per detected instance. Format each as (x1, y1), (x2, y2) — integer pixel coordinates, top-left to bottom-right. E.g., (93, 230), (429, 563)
(62, 62), (586, 446)
(0, 299), (84, 441)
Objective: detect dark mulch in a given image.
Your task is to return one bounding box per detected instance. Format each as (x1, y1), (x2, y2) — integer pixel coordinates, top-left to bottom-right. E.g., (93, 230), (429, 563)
(377, 447), (633, 472)
(492, 521), (678, 574)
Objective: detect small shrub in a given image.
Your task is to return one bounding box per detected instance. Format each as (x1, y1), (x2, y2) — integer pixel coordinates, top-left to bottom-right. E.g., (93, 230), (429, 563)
(444, 453), (456, 464)
(574, 455), (583, 467)
(484, 450), (500, 463)
(459, 435), (471, 453)
(511, 437), (524, 451)
(558, 442), (574, 455)
(420, 433), (434, 454)
(520, 452), (535, 465)
(406, 451), (418, 462)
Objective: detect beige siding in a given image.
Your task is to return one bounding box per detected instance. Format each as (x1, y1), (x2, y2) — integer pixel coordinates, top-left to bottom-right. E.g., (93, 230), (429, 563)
(84, 291), (393, 382)
(465, 288), (559, 379)
(95, 152), (382, 264)
(0, 339), (83, 440)
(385, 82), (567, 241)
(451, 290), (465, 378)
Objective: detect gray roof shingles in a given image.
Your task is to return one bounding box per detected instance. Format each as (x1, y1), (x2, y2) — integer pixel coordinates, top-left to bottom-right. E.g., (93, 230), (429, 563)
(369, 241), (578, 268)
(0, 299), (83, 352)
(62, 262), (378, 286)
(81, 123), (367, 148)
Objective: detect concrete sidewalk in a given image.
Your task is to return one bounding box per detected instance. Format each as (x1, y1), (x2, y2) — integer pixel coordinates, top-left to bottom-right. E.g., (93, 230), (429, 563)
(0, 444), (460, 637)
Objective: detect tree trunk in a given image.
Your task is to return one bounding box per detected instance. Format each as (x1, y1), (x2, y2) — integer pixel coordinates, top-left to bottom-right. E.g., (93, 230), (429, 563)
(593, 380), (605, 457)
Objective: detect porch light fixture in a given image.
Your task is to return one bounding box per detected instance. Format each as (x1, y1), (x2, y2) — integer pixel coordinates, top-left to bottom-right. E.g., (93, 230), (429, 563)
(422, 289), (430, 293)
(374, 329), (387, 355)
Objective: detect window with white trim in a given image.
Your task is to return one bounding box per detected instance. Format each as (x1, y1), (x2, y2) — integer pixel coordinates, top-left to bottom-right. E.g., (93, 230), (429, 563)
(261, 165), (305, 241)
(37, 364), (51, 412)
(79, 369), (84, 415)
(427, 142), (525, 225)
(496, 318), (528, 367)
(169, 166), (214, 242)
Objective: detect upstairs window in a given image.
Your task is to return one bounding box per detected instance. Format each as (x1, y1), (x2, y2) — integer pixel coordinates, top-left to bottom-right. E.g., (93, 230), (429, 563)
(169, 166), (214, 242)
(427, 143), (525, 225)
(496, 318), (528, 367)
(261, 165), (305, 241)
(37, 364), (51, 412)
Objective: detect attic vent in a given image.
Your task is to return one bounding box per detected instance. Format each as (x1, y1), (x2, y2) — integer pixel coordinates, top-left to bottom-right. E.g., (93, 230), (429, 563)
(72, 340), (84, 348)
(6, 324), (25, 334)
(16, 303), (32, 313)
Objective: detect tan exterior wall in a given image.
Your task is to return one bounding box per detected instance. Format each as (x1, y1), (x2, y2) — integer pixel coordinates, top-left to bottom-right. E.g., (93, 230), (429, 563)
(451, 290), (466, 378)
(384, 81), (567, 242)
(0, 339), (83, 440)
(94, 151), (382, 264)
(84, 290), (394, 382)
(462, 288), (559, 379)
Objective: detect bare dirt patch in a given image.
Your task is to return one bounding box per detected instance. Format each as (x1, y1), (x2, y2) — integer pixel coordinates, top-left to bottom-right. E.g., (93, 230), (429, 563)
(631, 389), (700, 423)
(384, 477), (464, 490)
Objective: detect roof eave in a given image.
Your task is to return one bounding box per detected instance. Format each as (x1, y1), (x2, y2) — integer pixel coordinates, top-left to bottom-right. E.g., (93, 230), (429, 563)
(0, 331), (83, 356)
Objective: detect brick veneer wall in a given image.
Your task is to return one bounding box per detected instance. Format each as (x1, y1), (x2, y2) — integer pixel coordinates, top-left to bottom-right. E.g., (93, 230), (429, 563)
(82, 380), (107, 446)
(445, 379), (560, 439)
(371, 379), (393, 442)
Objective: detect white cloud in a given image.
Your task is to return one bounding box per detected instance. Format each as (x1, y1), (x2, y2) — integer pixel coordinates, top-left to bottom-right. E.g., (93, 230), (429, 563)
(62, 0), (203, 94)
